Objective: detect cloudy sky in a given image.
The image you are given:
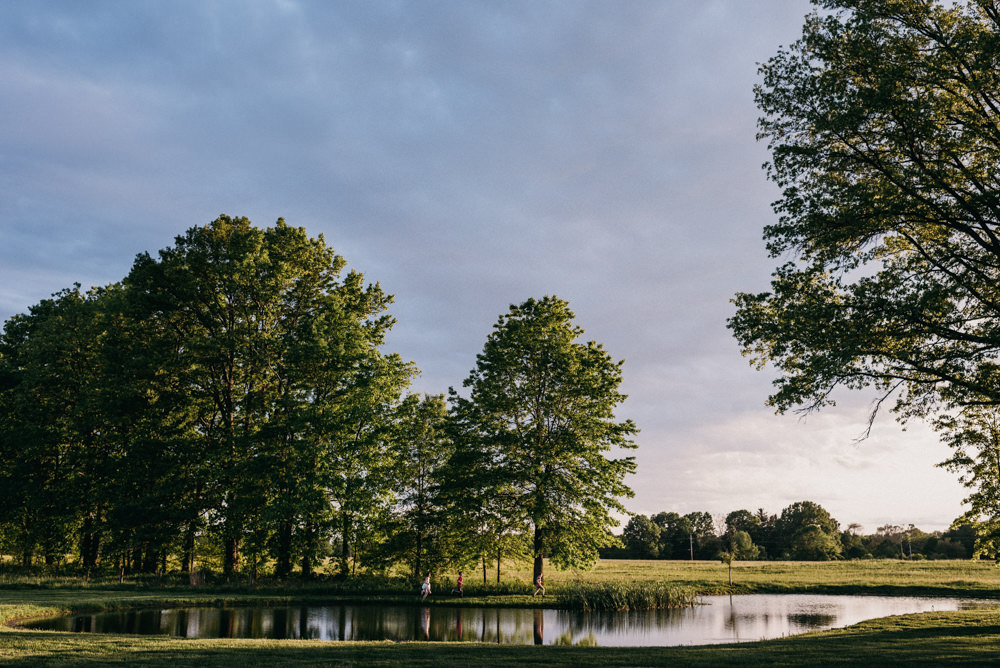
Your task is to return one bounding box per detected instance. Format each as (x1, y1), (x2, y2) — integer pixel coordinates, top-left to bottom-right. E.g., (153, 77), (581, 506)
(0, 1), (968, 533)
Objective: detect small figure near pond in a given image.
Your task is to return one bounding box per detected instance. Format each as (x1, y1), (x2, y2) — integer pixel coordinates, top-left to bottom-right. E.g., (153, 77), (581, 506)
(451, 571), (464, 597)
(533, 573), (545, 597)
(421, 573), (431, 600)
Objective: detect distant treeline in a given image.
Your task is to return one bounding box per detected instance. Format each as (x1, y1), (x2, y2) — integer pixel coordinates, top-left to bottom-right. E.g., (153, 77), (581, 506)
(604, 502), (976, 561)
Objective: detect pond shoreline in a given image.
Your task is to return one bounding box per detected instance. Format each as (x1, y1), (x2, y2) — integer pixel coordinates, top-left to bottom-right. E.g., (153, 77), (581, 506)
(4, 562), (1000, 665)
(17, 593), (997, 647)
(5, 583), (998, 632)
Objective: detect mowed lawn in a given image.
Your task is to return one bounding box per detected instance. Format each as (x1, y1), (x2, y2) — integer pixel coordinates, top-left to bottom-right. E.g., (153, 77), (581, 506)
(3, 559), (1000, 666)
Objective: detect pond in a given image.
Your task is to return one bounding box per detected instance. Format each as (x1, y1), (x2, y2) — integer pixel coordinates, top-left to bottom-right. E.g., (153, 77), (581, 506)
(25, 594), (988, 646)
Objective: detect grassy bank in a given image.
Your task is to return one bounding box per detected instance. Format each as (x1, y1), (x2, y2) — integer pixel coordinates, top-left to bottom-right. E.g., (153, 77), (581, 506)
(3, 560), (1000, 665)
(552, 558), (1000, 598)
(4, 606), (1000, 666)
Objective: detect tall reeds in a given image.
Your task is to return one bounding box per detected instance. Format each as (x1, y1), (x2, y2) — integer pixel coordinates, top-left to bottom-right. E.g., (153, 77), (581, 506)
(557, 581), (699, 611)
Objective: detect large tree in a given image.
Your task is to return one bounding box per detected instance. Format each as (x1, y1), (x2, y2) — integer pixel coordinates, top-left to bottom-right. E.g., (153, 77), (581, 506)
(450, 296), (637, 582)
(622, 514), (662, 559)
(774, 501), (842, 560)
(389, 393), (453, 579)
(0, 286), (108, 568)
(125, 215), (411, 577)
(729, 0), (1000, 428)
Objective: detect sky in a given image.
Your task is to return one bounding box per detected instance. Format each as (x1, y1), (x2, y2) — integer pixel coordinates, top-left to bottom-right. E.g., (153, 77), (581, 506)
(0, 1), (969, 533)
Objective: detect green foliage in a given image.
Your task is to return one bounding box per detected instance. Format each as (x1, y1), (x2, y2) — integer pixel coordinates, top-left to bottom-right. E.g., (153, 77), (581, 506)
(0, 225), (644, 586)
(728, 2), (1000, 563)
(449, 296), (638, 579)
(719, 530), (760, 585)
(0, 216), (416, 579)
(789, 525), (842, 561)
(385, 394), (453, 578)
(622, 515), (661, 559)
(937, 408), (1000, 559)
(649, 511), (719, 560)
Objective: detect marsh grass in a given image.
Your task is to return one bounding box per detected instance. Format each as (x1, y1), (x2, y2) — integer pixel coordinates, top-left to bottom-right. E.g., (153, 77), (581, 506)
(557, 581), (698, 610)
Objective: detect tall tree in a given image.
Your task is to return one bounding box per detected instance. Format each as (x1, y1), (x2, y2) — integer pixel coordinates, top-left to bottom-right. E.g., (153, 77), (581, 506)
(622, 514), (662, 559)
(0, 286), (106, 567)
(684, 511), (719, 559)
(125, 215), (411, 577)
(438, 421), (532, 583)
(774, 501), (842, 560)
(729, 0), (1000, 428)
(651, 512), (689, 560)
(390, 394), (453, 579)
(450, 296), (637, 582)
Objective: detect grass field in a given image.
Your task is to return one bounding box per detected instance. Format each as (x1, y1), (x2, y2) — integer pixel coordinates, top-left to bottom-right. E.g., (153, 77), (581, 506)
(564, 558), (1000, 597)
(3, 559), (1000, 666)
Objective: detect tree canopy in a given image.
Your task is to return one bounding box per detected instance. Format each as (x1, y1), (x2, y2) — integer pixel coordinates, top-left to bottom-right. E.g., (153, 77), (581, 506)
(728, 0), (1000, 553)
(729, 0), (1000, 424)
(0, 224), (643, 583)
(449, 296), (638, 580)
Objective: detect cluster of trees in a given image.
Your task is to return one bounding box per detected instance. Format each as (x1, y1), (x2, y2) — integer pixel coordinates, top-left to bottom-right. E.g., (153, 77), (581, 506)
(728, 0), (1000, 558)
(0, 216), (637, 582)
(613, 501), (976, 562)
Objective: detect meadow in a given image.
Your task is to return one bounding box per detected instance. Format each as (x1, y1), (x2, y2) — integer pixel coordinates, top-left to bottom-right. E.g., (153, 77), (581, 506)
(3, 559), (1000, 666)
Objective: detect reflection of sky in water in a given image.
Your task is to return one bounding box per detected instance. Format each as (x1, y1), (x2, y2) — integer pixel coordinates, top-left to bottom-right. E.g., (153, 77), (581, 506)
(32, 595), (985, 646)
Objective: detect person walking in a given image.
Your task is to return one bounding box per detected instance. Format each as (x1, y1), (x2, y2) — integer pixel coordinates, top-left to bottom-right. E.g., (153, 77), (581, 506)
(451, 571), (464, 597)
(533, 573), (545, 597)
(421, 573), (432, 600)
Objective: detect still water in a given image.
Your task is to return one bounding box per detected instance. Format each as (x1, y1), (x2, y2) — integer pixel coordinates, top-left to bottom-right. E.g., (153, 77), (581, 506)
(26, 595), (986, 646)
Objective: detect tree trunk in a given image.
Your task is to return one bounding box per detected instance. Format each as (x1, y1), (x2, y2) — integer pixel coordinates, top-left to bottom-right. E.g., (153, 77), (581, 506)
(80, 517), (93, 570)
(533, 525), (544, 583)
(301, 522), (315, 578)
(223, 535), (239, 578)
(340, 513), (351, 576)
(143, 543), (159, 573)
(182, 521), (196, 573)
(80, 511), (102, 572)
(415, 530), (422, 581)
(276, 521), (292, 577)
(19, 514), (33, 568)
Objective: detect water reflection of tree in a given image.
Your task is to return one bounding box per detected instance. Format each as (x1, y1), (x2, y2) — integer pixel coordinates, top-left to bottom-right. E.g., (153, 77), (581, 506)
(555, 608), (687, 634)
(788, 613), (836, 629)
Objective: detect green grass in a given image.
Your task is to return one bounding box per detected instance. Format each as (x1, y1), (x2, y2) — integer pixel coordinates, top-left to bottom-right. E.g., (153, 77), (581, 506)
(553, 558), (1000, 597)
(3, 560), (1000, 665)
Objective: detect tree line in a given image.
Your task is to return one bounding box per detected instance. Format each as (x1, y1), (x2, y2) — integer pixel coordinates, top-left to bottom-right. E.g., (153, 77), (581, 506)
(611, 501), (977, 562)
(0, 216), (637, 582)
